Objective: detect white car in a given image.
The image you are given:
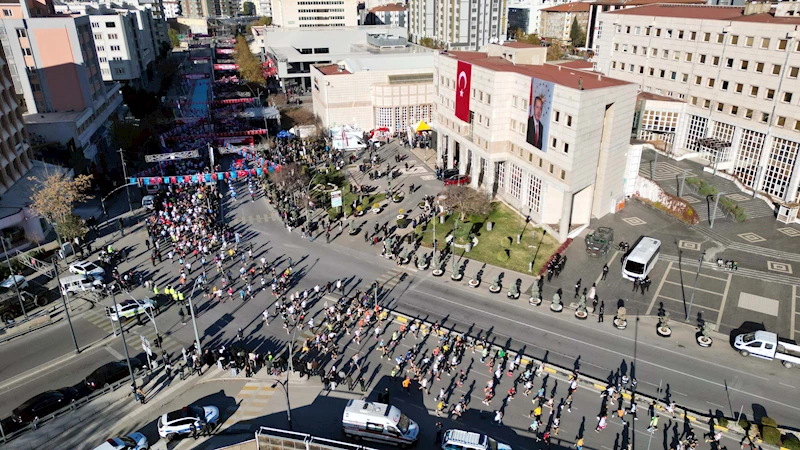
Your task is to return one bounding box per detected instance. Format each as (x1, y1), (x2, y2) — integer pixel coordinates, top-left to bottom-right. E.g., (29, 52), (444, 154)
(0, 275), (28, 290)
(69, 260), (105, 277)
(91, 432), (149, 450)
(108, 298), (156, 321)
(158, 405), (220, 440)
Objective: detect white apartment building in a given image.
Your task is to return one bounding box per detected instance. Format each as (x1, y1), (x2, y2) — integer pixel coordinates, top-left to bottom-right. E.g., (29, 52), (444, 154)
(507, 0), (574, 36)
(311, 49), (435, 131)
(539, 1), (589, 44)
(271, 0), (358, 28)
(54, 2), (158, 86)
(593, 2), (800, 213)
(163, 0), (180, 17)
(252, 25), (406, 89)
(435, 43), (638, 242)
(365, 3), (406, 28)
(408, 0), (507, 50)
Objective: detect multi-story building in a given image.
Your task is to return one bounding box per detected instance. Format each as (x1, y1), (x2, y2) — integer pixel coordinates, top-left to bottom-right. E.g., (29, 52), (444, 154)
(122, 0), (171, 51)
(0, 47), (32, 196)
(270, 0), (358, 28)
(163, 0), (180, 17)
(506, 0), (575, 36)
(311, 44), (434, 130)
(593, 2), (800, 216)
(539, 1), (589, 44)
(180, 0), (213, 17)
(252, 24), (406, 89)
(0, 0), (123, 162)
(585, 0), (705, 51)
(408, 0), (507, 50)
(365, 3), (406, 28)
(54, 2), (157, 86)
(435, 43), (637, 242)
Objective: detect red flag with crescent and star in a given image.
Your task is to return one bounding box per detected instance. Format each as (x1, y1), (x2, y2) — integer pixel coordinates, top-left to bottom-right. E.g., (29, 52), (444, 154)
(455, 61), (472, 122)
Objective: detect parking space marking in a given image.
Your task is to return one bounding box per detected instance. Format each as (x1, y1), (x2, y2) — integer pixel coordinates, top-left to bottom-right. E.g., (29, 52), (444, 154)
(647, 260), (673, 315)
(663, 280), (725, 296)
(657, 294), (720, 312)
(715, 273), (733, 331)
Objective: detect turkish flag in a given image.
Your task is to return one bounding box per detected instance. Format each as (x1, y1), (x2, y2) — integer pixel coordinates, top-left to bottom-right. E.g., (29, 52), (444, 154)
(455, 61), (472, 122)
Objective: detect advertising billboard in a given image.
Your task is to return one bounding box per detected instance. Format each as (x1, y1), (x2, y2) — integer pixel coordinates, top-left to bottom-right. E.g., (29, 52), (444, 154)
(525, 78), (554, 152)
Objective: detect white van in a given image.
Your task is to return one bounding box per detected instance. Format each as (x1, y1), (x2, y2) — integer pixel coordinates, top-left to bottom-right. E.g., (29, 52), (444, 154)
(60, 274), (105, 295)
(441, 430), (512, 450)
(141, 195), (155, 210)
(342, 400), (419, 447)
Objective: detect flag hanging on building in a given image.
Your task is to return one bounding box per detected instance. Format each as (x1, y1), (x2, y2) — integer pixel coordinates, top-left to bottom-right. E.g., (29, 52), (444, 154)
(454, 61), (472, 122)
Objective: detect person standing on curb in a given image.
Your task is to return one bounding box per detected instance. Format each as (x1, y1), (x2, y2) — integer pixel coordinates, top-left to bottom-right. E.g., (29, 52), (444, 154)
(598, 302), (605, 322)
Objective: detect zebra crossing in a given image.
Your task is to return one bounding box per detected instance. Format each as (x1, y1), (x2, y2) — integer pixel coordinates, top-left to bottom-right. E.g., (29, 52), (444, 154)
(240, 213), (279, 225)
(83, 309), (185, 358)
(376, 266), (418, 291)
(219, 381), (277, 430)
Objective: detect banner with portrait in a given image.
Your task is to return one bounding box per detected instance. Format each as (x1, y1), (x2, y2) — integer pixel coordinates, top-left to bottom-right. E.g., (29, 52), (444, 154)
(525, 77), (554, 152)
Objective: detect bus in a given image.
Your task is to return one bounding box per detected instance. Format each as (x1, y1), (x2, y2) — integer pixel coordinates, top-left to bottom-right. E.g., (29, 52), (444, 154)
(621, 236), (661, 281)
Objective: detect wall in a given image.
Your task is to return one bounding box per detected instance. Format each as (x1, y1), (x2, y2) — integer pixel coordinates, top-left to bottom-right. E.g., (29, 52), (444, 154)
(33, 28), (87, 112)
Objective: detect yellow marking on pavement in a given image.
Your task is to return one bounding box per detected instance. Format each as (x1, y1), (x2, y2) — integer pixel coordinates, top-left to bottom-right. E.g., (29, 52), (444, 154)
(396, 316), (408, 323)
(593, 383), (606, 390)
(521, 359), (531, 365)
(716, 426), (728, 432)
(241, 385), (259, 390)
(715, 273), (733, 331)
(647, 260), (672, 316)
(686, 415), (698, 422)
(544, 367), (556, 374)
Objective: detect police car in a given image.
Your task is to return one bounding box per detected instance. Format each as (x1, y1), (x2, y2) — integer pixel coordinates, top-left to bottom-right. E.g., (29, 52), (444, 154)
(157, 405), (219, 440)
(91, 432), (149, 450)
(108, 298), (156, 321)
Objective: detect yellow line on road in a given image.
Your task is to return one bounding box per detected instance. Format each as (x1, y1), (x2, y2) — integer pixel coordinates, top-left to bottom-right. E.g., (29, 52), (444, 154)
(647, 260), (673, 315)
(715, 273), (733, 331)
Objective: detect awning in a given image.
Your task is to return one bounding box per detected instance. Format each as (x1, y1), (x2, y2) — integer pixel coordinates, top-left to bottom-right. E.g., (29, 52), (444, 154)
(241, 106), (281, 120)
(414, 120), (431, 132)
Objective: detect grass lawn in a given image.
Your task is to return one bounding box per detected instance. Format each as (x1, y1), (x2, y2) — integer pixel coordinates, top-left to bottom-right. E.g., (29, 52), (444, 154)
(416, 202), (560, 275)
(326, 182), (387, 219)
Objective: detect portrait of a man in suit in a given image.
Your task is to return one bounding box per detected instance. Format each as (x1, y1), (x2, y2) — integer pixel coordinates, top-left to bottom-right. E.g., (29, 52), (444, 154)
(526, 95), (544, 149)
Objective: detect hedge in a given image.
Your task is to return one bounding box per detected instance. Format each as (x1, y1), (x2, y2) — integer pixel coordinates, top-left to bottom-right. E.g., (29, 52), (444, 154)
(686, 177), (719, 197)
(783, 434), (800, 450)
(762, 426), (782, 446)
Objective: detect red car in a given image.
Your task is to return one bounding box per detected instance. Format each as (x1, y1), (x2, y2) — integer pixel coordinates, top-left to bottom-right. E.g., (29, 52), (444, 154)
(444, 175), (471, 186)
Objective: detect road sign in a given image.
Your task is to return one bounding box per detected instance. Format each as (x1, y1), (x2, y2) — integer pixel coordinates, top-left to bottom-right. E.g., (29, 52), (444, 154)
(141, 335), (152, 357)
(331, 190), (342, 208)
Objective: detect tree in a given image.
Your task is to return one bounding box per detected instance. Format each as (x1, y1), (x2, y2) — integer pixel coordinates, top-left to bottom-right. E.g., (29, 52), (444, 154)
(246, 16), (271, 35)
(569, 17), (586, 47)
(234, 35), (266, 85)
(168, 28), (180, 48)
(29, 171), (93, 243)
(242, 1), (255, 15)
(546, 43), (566, 61)
(269, 162), (309, 192)
(418, 37), (441, 49)
(54, 214), (89, 243)
(516, 31), (541, 46)
(442, 185), (492, 221)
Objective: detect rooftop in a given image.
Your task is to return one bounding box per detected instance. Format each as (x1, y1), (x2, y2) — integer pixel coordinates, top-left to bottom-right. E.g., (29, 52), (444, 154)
(612, 4), (800, 24)
(369, 2), (405, 12)
(316, 64), (352, 75)
(555, 60), (594, 69)
(637, 92), (681, 102)
(590, 0), (703, 6)
(542, 2), (591, 13)
(445, 51), (630, 90)
(315, 52), (433, 75)
(502, 41), (540, 49)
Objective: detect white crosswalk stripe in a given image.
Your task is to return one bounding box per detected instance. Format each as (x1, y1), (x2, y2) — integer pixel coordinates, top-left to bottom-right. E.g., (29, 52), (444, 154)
(83, 309), (184, 356)
(240, 213), (278, 224)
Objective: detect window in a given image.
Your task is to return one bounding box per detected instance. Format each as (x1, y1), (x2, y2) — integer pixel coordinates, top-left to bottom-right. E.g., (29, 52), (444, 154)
(726, 58), (734, 68)
(678, 30), (684, 39)
(650, 48), (657, 57)
(563, 143), (569, 154)
(760, 112), (770, 123)
(712, 56), (720, 66)
(561, 170), (566, 180)
(694, 76), (702, 85)
(750, 86), (759, 96)
(114, 68), (125, 75)
(730, 35), (739, 45)
(716, 33), (724, 44)
(554, 111), (560, 123)
(685, 53), (693, 62)
(656, 28), (661, 37)
(703, 32), (710, 42)
(740, 60), (749, 70)
(776, 116), (786, 127)
(735, 83), (743, 93)
(2, 9), (12, 16)
(730, 105), (738, 115)
(721, 80), (729, 91)
(660, 69), (666, 78)
(108, 33), (118, 39)
(761, 38), (770, 49)
(707, 78), (715, 88)
(666, 29), (672, 38)
(772, 64), (781, 75)
(527, 174), (542, 212)
(755, 62), (764, 73)
(567, 115), (572, 127)
(486, 94), (491, 105)
(682, 73), (688, 83)
(699, 54), (707, 64)
(91, 22), (99, 28)
(783, 92), (793, 103)
(648, 68), (654, 76)
(549, 164), (554, 174)
(635, 26), (640, 35)
(790, 67), (799, 78)
(105, 22), (116, 28)
(745, 109), (753, 119)
(796, 121), (800, 132)
(110, 45), (120, 51)
(508, 164), (522, 199)
(766, 89), (775, 100)
(670, 71), (677, 81)
(99, 57), (107, 63)
(15, 28), (26, 38)
(778, 39), (788, 50)
(674, 51), (681, 61)
(704, 99), (711, 109)
(550, 137), (557, 148)
(94, 33), (102, 40)
(690, 31), (696, 40)
(96, 45), (105, 52)
(662, 49), (669, 59)
(745, 36), (754, 47)
(716, 102), (724, 112)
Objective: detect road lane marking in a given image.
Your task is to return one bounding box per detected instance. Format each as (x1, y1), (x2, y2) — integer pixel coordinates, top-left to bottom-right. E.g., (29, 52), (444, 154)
(105, 345), (125, 360)
(647, 260), (673, 315)
(780, 382), (795, 389)
(715, 273), (733, 331)
(663, 280), (725, 296)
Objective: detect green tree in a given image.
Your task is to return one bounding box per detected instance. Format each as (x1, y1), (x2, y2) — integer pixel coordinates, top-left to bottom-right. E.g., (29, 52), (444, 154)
(546, 43), (566, 61)
(234, 35), (266, 85)
(242, 1), (255, 15)
(417, 37), (441, 49)
(246, 16), (272, 35)
(516, 31), (541, 46)
(168, 28), (180, 48)
(54, 214), (89, 243)
(569, 17), (586, 47)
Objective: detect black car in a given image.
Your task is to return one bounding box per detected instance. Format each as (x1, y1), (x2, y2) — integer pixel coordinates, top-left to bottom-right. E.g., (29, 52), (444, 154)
(12, 387), (79, 424)
(438, 168), (459, 180)
(85, 358), (141, 390)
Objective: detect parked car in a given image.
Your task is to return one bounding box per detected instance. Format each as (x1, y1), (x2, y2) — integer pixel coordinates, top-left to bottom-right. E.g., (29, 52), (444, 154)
(69, 260), (105, 278)
(438, 168), (459, 180)
(12, 387), (79, 424)
(0, 275), (28, 291)
(108, 298), (156, 322)
(85, 358), (142, 390)
(444, 175), (471, 186)
(91, 432), (149, 450)
(158, 405), (220, 440)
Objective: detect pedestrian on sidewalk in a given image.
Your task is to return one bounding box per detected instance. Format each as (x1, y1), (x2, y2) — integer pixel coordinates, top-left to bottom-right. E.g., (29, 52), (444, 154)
(179, 307), (186, 324)
(574, 279), (581, 298)
(598, 302), (604, 322)
(602, 264), (609, 280)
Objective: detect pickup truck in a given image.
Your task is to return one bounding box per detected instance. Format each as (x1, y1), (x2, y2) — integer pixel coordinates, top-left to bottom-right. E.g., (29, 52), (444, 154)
(734, 330), (800, 369)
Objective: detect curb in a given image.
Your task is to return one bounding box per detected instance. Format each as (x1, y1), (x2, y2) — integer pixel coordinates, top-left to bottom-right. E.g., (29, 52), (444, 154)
(0, 315), (53, 343)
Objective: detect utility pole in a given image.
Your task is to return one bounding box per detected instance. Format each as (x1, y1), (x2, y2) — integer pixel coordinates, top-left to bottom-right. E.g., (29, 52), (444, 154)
(187, 278), (203, 356)
(686, 250), (706, 321)
(118, 148), (133, 213)
(2, 237), (27, 320)
(52, 258), (79, 354)
(111, 290), (137, 397)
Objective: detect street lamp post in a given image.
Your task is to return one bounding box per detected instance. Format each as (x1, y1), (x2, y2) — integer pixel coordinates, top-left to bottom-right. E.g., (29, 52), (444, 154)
(1, 237), (27, 320)
(52, 258), (79, 354)
(187, 278), (204, 356)
(111, 290), (137, 396)
(686, 250), (706, 321)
